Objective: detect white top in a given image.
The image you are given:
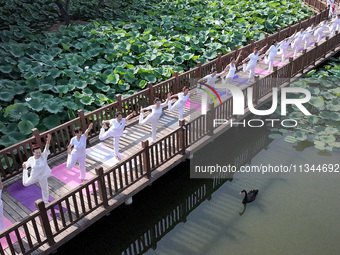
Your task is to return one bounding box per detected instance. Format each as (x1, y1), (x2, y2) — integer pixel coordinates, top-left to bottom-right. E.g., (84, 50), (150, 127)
(331, 18), (340, 26)
(266, 45), (279, 59)
(202, 73), (222, 87)
(25, 149), (51, 178)
(248, 52), (260, 65)
(278, 40), (290, 51)
(178, 92), (190, 104)
(144, 102), (167, 119)
(315, 23), (328, 35)
(226, 63), (236, 78)
(108, 118), (126, 137)
(70, 134), (87, 154)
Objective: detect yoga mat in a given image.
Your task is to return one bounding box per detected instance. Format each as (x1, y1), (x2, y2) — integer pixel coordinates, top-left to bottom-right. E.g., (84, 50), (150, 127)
(7, 180), (66, 217)
(254, 68), (269, 76)
(260, 59), (285, 67)
(0, 217), (25, 250)
(184, 99), (201, 111)
(51, 163), (97, 196)
(86, 142), (114, 161)
(233, 77), (249, 85)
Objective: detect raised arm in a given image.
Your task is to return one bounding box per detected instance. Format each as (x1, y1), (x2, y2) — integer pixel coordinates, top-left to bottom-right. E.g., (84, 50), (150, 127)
(44, 134), (51, 152)
(126, 111), (137, 121)
(259, 44), (268, 55)
(235, 50), (243, 65)
(84, 123), (93, 138)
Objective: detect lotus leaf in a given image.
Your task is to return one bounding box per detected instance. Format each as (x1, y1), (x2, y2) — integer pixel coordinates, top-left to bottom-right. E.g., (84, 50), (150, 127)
(284, 135), (297, 143)
(269, 133), (282, 139)
(18, 120), (34, 135)
(21, 112), (39, 126)
(43, 115), (61, 129)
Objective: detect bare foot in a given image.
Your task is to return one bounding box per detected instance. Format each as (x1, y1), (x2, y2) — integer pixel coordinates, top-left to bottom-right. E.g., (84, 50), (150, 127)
(115, 156), (121, 161)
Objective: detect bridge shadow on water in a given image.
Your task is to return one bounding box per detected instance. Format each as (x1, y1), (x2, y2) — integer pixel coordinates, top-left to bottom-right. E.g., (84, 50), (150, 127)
(56, 121), (273, 255)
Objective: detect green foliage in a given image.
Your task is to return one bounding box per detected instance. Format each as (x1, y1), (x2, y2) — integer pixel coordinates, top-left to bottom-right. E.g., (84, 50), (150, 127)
(278, 56), (340, 152)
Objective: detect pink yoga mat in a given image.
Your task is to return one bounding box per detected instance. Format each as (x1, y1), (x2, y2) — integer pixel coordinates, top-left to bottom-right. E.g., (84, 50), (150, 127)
(0, 217), (25, 250)
(51, 163), (97, 195)
(184, 99), (201, 111)
(255, 68), (269, 76)
(260, 59), (284, 67)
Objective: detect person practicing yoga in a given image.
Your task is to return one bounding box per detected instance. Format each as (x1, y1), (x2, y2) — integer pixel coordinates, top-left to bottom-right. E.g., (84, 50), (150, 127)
(241, 44), (268, 81)
(264, 40), (279, 73)
(291, 28), (305, 57)
(314, 20), (329, 43)
(66, 123), (93, 181)
(139, 95), (170, 142)
(22, 134), (52, 204)
(277, 34), (294, 64)
(168, 86), (190, 120)
(99, 111), (136, 160)
(221, 50), (243, 84)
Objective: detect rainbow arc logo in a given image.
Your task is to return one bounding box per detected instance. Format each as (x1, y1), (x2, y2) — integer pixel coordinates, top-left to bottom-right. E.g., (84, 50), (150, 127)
(197, 82), (222, 115)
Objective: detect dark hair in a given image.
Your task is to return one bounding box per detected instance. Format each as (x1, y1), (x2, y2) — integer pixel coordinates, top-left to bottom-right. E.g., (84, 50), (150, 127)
(211, 68), (216, 73)
(32, 144), (41, 152)
(115, 111), (122, 118)
(154, 98), (161, 104)
(230, 57), (235, 61)
(272, 40), (277, 45)
(182, 86), (189, 92)
(254, 46), (258, 50)
(285, 35), (289, 39)
(74, 127), (82, 134)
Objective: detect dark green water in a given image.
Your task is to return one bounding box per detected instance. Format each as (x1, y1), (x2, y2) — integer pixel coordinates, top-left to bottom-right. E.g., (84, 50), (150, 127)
(56, 123), (340, 255)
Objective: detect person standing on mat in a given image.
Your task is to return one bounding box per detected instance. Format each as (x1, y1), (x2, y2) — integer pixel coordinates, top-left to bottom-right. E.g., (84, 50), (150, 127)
(139, 95), (170, 142)
(221, 50), (243, 85)
(66, 123), (93, 181)
(291, 28), (305, 57)
(277, 34), (294, 64)
(22, 134), (52, 204)
(198, 68), (223, 89)
(329, 14), (340, 36)
(0, 179), (5, 231)
(314, 20), (329, 43)
(264, 40), (279, 73)
(99, 111), (136, 160)
(241, 44), (268, 81)
(168, 86), (190, 121)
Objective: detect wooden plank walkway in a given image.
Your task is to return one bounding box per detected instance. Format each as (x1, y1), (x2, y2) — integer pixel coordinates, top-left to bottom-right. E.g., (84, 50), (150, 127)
(1, 23), (339, 254)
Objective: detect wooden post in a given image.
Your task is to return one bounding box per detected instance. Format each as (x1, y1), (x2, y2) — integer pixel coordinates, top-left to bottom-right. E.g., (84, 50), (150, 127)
(217, 53), (222, 73)
(147, 82), (154, 104)
(141, 140), (151, 178)
(178, 119), (186, 155)
(324, 36), (329, 58)
(289, 57), (294, 78)
(196, 62), (202, 80)
(250, 39), (255, 50)
(265, 33), (269, 45)
(301, 49), (307, 73)
(207, 103), (214, 136)
(32, 128), (42, 149)
(35, 200), (55, 246)
(313, 42), (318, 65)
(254, 75), (260, 105)
(116, 94), (122, 113)
(77, 110), (86, 132)
(173, 71), (180, 94)
(272, 66), (278, 88)
(95, 167), (108, 208)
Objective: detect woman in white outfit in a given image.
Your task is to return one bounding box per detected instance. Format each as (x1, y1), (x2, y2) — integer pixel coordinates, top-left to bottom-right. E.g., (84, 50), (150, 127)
(168, 86), (190, 120)
(264, 40), (279, 73)
(291, 28), (305, 57)
(99, 111), (136, 160)
(242, 44), (267, 81)
(139, 95), (169, 142)
(314, 21), (329, 43)
(329, 14), (340, 36)
(66, 123), (93, 181)
(22, 134), (52, 203)
(0, 179), (5, 231)
(198, 68), (223, 88)
(277, 34), (294, 64)
(302, 24), (316, 50)
(221, 50), (243, 84)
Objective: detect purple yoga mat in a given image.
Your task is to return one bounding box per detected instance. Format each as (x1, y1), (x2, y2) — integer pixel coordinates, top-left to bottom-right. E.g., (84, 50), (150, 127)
(7, 180), (65, 216)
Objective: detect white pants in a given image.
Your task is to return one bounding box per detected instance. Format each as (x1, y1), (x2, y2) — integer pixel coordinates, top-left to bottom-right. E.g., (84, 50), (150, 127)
(168, 100), (185, 119)
(264, 56), (275, 72)
(292, 38), (302, 57)
(314, 32), (323, 43)
(277, 49), (288, 64)
(303, 36), (311, 50)
(139, 113), (158, 142)
(98, 128), (121, 157)
(23, 170), (49, 203)
(66, 152), (86, 179)
(243, 63), (256, 80)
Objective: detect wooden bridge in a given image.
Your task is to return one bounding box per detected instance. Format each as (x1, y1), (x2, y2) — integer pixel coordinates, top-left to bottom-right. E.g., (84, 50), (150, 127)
(1, 0), (340, 254)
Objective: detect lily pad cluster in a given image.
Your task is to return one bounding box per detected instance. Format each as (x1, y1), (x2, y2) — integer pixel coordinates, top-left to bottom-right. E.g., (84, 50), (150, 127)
(0, 0), (313, 148)
(269, 56), (340, 152)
